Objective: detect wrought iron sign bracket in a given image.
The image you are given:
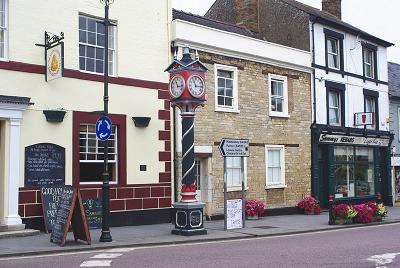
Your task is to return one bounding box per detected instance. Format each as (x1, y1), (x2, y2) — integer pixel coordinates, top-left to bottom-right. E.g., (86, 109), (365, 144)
(35, 31), (64, 49)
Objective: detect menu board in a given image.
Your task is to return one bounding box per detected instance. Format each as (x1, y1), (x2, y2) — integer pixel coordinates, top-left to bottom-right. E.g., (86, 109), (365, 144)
(226, 199), (243, 230)
(25, 143), (65, 187)
(50, 187), (74, 245)
(41, 186), (71, 232)
(82, 198), (102, 229)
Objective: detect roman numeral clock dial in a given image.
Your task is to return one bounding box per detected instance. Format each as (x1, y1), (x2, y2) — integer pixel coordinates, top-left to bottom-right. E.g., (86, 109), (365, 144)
(188, 75), (205, 98)
(169, 75), (185, 98)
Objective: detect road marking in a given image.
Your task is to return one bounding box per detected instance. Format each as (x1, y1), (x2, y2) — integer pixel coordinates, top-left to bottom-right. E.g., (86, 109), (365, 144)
(105, 248), (134, 253)
(367, 252), (400, 268)
(80, 260), (112, 267)
(91, 253), (122, 259)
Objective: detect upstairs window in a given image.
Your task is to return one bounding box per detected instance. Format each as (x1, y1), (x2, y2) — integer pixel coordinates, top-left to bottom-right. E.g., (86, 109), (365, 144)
(324, 28), (344, 72)
(268, 74), (288, 117)
(0, 0), (7, 59)
(364, 89), (379, 130)
(363, 48), (375, 79)
(326, 81), (345, 127)
(79, 15), (116, 75)
(215, 64), (239, 113)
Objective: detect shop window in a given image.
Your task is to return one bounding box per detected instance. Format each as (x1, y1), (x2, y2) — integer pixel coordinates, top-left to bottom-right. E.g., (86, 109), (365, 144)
(265, 145), (286, 188)
(79, 15), (116, 75)
(0, 0), (7, 60)
(73, 111), (126, 186)
(362, 43), (378, 80)
(226, 156), (247, 190)
(364, 89), (379, 130)
(214, 64), (239, 113)
(334, 146), (375, 198)
(324, 28), (344, 72)
(268, 74), (288, 117)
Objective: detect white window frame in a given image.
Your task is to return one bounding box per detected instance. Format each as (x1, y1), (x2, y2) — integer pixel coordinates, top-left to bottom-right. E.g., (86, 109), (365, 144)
(79, 123), (118, 185)
(0, 0), (8, 60)
(268, 74), (289, 117)
(214, 64), (239, 113)
(327, 37), (340, 69)
(225, 157), (247, 192)
(364, 48), (375, 79)
(328, 90), (341, 126)
(365, 95), (376, 130)
(79, 14), (117, 76)
(265, 145), (286, 189)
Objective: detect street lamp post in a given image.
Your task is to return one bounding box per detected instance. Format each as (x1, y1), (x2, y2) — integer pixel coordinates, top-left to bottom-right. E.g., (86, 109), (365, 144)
(99, 0), (113, 243)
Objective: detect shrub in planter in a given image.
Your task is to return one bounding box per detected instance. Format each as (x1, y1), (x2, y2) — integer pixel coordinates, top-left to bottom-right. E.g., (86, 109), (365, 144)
(332, 204), (357, 224)
(297, 196), (321, 215)
(245, 200), (265, 218)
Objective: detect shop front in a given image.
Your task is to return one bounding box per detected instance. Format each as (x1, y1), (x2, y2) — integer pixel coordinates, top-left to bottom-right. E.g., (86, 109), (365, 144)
(311, 124), (393, 208)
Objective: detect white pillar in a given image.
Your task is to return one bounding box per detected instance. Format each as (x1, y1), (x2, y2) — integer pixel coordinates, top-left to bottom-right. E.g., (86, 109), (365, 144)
(3, 118), (22, 225)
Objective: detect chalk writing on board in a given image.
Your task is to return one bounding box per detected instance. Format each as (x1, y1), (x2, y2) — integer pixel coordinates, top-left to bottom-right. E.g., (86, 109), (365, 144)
(227, 199), (243, 230)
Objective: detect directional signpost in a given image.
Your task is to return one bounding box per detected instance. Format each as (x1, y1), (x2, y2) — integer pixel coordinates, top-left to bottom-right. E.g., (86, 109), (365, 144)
(218, 138), (249, 230)
(95, 116), (112, 141)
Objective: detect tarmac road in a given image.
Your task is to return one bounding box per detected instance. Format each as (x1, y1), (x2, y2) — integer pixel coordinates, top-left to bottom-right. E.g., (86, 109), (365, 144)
(1, 223), (400, 268)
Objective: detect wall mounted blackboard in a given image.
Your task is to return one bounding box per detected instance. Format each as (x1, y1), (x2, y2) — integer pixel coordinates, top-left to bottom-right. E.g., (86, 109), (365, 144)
(82, 198), (102, 229)
(25, 143), (65, 187)
(41, 185), (71, 233)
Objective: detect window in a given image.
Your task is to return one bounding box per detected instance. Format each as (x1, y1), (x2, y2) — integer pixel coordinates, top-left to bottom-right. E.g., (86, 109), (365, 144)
(79, 124), (118, 183)
(194, 159), (201, 191)
(79, 15), (116, 75)
(214, 64), (239, 113)
(362, 43), (377, 80)
(265, 145), (286, 188)
(363, 48), (374, 78)
(334, 146), (375, 198)
(324, 28), (344, 72)
(327, 37), (340, 69)
(226, 157), (247, 190)
(328, 90), (341, 126)
(363, 89), (379, 130)
(73, 112), (126, 186)
(268, 74), (288, 117)
(0, 0), (7, 59)
(326, 81), (345, 127)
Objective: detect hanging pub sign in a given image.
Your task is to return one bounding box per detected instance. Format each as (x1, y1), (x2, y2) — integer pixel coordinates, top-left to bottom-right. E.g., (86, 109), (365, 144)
(319, 134), (390, 147)
(354, 112), (374, 126)
(35, 31), (64, 82)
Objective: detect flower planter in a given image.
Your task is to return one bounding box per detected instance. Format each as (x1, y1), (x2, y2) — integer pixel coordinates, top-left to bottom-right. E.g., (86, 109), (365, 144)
(334, 219), (353, 225)
(43, 110), (66, 123)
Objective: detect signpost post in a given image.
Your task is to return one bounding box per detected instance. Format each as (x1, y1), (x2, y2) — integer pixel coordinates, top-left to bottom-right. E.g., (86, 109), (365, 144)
(218, 138), (249, 230)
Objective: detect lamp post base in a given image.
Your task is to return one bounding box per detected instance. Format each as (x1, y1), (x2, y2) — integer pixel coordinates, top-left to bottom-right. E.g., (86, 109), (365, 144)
(99, 231), (113, 242)
(171, 201), (207, 236)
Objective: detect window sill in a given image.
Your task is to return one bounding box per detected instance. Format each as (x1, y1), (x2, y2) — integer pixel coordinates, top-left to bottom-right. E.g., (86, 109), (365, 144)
(265, 184), (287, 190)
(269, 113), (290, 118)
(215, 107), (240, 114)
(79, 69), (118, 78)
(227, 186), (248, 192)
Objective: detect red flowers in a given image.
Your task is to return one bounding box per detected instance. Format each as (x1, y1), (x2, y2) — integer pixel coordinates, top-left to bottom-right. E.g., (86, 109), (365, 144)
(333, 202), (387, 224)
(245, 200), (265, 217)
(297, 196), (321, 215)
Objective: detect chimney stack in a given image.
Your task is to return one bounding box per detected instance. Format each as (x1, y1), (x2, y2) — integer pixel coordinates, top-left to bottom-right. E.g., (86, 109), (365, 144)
(322, 0), (342, 20)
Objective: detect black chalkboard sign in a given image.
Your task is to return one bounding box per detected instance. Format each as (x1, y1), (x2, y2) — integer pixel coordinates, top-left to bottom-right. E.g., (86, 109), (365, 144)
(82, 198), (102, 229)
(41, 186), (71, 233)
(50, 188), (91, 247)
(25, 143), (65, 187)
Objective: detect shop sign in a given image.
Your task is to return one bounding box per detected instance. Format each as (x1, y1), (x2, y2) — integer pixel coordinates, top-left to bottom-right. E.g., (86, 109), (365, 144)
(319, 134), (389, 147)
(354, 112), (374, 126)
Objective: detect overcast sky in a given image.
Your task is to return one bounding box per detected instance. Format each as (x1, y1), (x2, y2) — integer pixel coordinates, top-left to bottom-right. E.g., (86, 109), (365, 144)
(172, 0), (400, 64)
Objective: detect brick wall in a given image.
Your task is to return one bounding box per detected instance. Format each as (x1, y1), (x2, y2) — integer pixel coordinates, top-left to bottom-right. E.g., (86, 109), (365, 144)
(177, 51), (312, 216)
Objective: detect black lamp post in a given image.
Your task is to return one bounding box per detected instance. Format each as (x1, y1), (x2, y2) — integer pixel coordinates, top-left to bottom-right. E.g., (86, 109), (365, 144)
(99, 0), (113, 243)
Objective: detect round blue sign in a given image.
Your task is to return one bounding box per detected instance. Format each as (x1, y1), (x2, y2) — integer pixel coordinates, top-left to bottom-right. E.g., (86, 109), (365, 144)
(95, 116), (112, 141)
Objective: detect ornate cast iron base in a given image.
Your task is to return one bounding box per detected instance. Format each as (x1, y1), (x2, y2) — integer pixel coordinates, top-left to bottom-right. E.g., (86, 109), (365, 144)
(171, 202), (207, 236)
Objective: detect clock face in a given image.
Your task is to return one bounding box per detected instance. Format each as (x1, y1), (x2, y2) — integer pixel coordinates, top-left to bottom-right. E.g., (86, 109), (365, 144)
(169, 75), (185, 98)
(188, 75), (205, 98)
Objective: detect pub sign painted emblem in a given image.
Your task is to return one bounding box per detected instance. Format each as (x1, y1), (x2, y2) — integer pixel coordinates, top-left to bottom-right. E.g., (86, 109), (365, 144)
(46, 44), (63, 81)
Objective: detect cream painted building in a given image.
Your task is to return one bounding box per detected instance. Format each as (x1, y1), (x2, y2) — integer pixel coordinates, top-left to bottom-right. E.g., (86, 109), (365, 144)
(0, 0), (173, 230)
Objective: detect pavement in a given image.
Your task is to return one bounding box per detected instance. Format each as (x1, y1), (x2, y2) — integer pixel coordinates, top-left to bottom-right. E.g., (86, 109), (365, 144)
(1, 207), (400, 259)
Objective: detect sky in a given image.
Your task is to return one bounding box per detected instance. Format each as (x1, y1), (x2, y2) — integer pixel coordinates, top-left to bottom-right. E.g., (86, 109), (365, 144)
(172, 0), (400, 64)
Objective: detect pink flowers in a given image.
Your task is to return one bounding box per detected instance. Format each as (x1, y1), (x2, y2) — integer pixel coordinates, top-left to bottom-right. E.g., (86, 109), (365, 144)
(245, 200), (265, 217)
(332, 202), (387, 224)
(297, 196), (321, 214)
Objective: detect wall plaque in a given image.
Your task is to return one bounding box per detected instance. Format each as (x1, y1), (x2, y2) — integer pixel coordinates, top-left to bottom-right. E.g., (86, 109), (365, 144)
(25, 143), (65, 187)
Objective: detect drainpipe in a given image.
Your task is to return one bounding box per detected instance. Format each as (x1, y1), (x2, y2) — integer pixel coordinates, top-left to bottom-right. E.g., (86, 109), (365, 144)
(310, 19), (318, 199)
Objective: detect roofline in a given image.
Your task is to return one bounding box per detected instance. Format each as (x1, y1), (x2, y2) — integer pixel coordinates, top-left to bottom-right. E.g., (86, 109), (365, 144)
(310, 15), (394, 47)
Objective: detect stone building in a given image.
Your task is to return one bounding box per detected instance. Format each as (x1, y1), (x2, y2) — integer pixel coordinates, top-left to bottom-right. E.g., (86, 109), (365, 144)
(172, 10), (312, 216)
(207, 0), (393, 207)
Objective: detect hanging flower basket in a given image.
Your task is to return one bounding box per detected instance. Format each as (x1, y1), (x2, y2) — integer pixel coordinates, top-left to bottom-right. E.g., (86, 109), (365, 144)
(43, 109), (66, 123)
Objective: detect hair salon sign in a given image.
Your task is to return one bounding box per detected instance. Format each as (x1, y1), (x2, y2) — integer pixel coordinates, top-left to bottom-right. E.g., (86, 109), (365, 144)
(319, 134), (389, 147)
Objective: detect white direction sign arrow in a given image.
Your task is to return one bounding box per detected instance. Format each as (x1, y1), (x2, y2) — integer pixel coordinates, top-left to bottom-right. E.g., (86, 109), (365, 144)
(219, 138), (249, 157)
